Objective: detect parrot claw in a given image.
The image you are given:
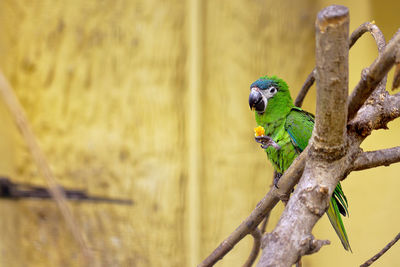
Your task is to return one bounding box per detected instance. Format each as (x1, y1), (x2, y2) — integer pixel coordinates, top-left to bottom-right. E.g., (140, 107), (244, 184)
(274, 172), (282, 189)
(255, 136), (281, 150)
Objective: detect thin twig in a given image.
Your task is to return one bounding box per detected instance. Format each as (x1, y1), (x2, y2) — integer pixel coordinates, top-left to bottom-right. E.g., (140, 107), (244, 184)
(295, 69), (315, 107)
(260, 211), (270, 234)
(242, 228), (262, 267)
(349, 22), (386, 52)
(360, 232), (400, 267)
(0, 71), (92, 263)
(352, 146), (400, 171)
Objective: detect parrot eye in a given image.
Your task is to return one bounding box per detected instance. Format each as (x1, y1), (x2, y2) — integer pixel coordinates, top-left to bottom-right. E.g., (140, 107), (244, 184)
(269, 87), (277, 94)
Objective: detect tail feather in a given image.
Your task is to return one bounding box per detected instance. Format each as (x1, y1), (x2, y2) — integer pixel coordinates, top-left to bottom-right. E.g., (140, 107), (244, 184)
(326, 194), (352, 252)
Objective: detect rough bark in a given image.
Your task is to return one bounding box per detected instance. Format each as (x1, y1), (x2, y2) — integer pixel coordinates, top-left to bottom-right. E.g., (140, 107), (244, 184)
(294, 21), (386, 108)
(198, 150), (307, 267)
(352, 146), (400, 171)
(348, 30), (400, 120)
(200, 6), (400, 267)
(256, 6), (350, 267)
(256, 5), (400, 267)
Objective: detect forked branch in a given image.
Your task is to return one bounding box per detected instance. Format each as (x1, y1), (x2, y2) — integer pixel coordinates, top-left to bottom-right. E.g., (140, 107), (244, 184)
(348, 30), (400, 120)
(257, 6), (350, 266)
(243, 228), (262, 267)
(198, 150), (307, 267)
(295, 21), (386, 107)
(200, 9), (400, 267)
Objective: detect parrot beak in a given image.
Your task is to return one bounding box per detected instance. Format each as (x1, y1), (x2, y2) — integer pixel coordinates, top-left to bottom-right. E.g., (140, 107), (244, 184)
(249, 87), (266, 113)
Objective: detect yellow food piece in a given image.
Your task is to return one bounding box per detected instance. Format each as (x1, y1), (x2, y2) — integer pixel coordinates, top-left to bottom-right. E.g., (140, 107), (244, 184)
(254, 126), (265, 137)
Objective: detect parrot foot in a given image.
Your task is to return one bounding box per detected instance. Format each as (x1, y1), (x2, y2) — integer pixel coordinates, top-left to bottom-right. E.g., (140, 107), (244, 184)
(255, 136), (281, 150)
(273, 172), (282, 189)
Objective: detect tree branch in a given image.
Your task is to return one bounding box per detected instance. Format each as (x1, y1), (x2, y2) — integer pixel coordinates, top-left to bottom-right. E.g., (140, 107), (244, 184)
(295, 69), (315, 107)
(198, 150), (307, 267)
(198, 186), (278, 267)
(260, 211), (270, 234)
(200, 13), (400, 267)
(393, 62), (400, 90)
(348, 90), (400, 137)
(0, 71), (92, 263)
(243, 228), (262, 267)
(352, 146), (400, 171)
(360, 232), (400, 267)
(348, 29), (400, 121)
(312, 5), (349, 156)
(257, 5), (350, 266)
(294, 21), (385, 108)
(393, 43), (400, 90)
(349, 22), (385, 52)
(295, 260), (302, 267)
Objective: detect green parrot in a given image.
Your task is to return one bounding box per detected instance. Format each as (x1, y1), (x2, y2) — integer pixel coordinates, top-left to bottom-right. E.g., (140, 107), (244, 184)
(248, 75), (351, 251)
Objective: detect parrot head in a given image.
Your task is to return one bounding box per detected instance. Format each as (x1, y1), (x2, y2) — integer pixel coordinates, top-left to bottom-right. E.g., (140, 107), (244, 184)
(248, 75), (292, 114)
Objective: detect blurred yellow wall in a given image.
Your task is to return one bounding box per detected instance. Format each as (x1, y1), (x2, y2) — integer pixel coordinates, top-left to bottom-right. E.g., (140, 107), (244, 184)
(0, 0), (398, 266)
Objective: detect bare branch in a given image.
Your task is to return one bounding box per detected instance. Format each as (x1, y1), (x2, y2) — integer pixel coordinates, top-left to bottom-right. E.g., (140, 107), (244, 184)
(295, 22), (385, 108)
(350, 22), (388, 99)
(348, 29), (400, 121)
(303, 238), (331, 255)
(312, 5), (349, 158)
(393, 44), (400, 90)
(201, 15), (400, 267)
(258, 174), (274, 235)
(349, 22), (385, 52)
(348, 91), (400, 136)
(260, 211), (270, 234)
(393, 62), (400, 90)
(295, 69), (315, 107)
(198, 186), (278, 267)
(360, 232), (400, 267)
(352, 146), (400, 171)
(198, 150), (307, 267)
(243, 228), (262, 267)
(257, 5), (350, 266)
(0, 71), (92, 263)
(392, 43), (400, 90)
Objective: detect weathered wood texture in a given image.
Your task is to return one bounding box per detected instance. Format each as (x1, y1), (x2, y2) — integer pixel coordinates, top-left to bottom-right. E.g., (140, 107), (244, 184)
(0, 1), (187, 266)
(0, 0), (398, 267)
(309, 1), (400, 267)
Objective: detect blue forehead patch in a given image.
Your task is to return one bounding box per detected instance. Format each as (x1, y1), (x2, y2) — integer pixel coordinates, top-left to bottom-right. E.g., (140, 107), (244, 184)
(250, 79), (278, 90)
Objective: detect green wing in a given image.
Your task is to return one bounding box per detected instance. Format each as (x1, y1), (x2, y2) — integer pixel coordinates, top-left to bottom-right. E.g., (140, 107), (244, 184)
(284, 107), (314, 152)
(285, 107), (352, 251)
